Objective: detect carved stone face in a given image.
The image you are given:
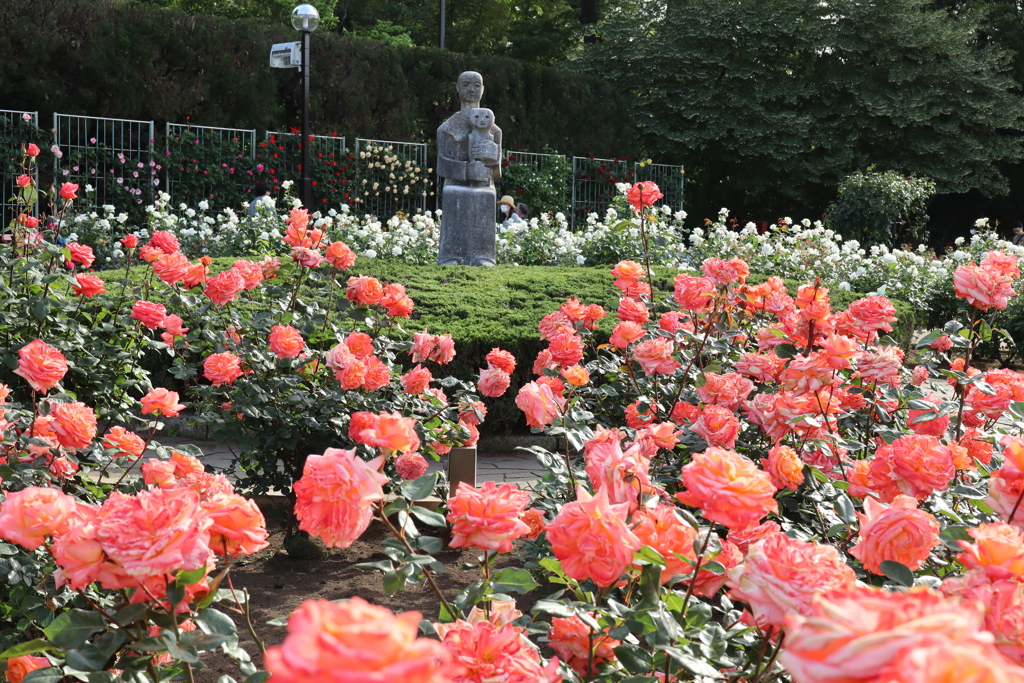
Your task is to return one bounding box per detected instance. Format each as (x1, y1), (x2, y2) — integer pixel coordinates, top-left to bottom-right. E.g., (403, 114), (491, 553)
(457, 71), (484, 105)
(470, 108), (493, 130)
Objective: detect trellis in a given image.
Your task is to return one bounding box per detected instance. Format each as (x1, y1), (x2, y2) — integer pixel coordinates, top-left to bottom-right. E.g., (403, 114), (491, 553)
(165, 124), (256, 207)
(1, 110), (39, 228)
(354, 138), (429, 219)
(53, 114), (155, 215)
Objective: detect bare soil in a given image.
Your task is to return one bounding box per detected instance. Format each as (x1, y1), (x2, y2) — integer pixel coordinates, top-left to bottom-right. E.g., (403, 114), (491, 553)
(196, 521), (535, 682)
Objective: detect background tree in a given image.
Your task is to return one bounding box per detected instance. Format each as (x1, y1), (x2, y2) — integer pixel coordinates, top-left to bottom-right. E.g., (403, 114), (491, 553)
(576, 0), (1024, 235)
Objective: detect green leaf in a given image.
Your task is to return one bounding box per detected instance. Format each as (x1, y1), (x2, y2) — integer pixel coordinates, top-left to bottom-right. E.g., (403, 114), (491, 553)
(409, 505), (447, 527)
(176, 566), (208, 586)
(614, 644), (652, 674)
(491, 568), (539, 594)
(879, 560), (914, 587)
(196, 608), (238, 637)
(775, 343), (798, 359)
(43, 609), (106, 650)
(21, 668), (61, 683)
(30, 300), (49, 321)
(834, 494), (857, 524)
(401, 472), (439, 501)
(939, 525), (972, 551)
(0, 639), (57, 661)
(382, 570), (404, 595)
(113, 603), (150, 627)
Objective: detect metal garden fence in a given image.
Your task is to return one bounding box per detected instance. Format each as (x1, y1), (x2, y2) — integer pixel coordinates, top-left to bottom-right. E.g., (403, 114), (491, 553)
(571, 157), (634, 227)
(1, 110), (40, 228)
(53, 114), (155, 217)
(165, 124), (256, 208)
(634, 162), (685, 213)
(354, 138), (429, 219)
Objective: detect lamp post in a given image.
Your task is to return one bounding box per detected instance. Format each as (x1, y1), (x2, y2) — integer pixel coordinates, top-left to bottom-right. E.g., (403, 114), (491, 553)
(291, 4), (320, 210)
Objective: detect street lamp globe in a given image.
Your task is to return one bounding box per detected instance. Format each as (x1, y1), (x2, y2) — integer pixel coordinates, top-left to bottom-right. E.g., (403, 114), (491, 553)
(291, 4), (320, 32)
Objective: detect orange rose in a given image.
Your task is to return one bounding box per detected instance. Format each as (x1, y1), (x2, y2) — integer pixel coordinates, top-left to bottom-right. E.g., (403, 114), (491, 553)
(152, 251), (190, 285)
(850, 495), (939, 575)
(50, 401), (97, 450)
(675, 447), (778, 530)
(400, 365), (432, 395)
(130, 300), (167, 329)
(727, 532), (856, 627)
(5, 656), (51, 683)
(779, 585), (984, 683)
(346, 275), (384, 306)
(478, 367), (511, 398)
(294, 449), (388, 548)
(265, 599), (450, 683)
(14, 339), (67, 393)
(141, 388), (186, 417)
(230, 259), (264, 290)
(268, 324), (305, 359)
(690, 405), (741, 449)
(958, 523), (1024, 581)
(631, 504), (697, 583)
(549, 613), (620, 675)
(204, 268), (246, 306)
(202, 492), (269, 557)
(765, 444), (804, 491)
(447, 481), (531, 553)
(0, 486), (79, 550)
(358, 412), (420, 456)
(633, 337), (680, 376)
(545, 486), (641, 587)
(71, 273), (106, 298)
(515, 382), (565, 429)
(203, 352), (244, 387)
(103, 426), (145, 460)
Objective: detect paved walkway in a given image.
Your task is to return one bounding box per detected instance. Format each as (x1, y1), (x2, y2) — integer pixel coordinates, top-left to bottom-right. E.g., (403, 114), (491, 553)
(152, 437), (548, 488)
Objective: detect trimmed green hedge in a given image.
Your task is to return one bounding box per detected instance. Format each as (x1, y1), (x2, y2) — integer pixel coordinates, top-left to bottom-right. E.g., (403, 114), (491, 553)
(93, 260), (918, 433)
(0, 0), (632, 159)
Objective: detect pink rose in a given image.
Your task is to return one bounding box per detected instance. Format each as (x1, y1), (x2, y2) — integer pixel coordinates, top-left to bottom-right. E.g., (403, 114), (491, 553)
(202, 492), (269, 557)
(850, 495), (939, 575)
(0, 486), (79, 550)
(447, 481), (531, 553)
(676, 447), (778, 530)
(293, 448), (388, 548)
(545, 486), (641, 587)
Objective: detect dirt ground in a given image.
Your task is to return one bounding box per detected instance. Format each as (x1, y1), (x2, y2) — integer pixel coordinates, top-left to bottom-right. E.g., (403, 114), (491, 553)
(196, 521), (535, 681)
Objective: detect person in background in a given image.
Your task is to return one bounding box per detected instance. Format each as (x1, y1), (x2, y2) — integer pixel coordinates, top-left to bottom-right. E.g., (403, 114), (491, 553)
(1012, 221), (1024, 246)
(498, 195), (524, 227)
(515, 202), (529, 222)
(247, 181), (275, 217)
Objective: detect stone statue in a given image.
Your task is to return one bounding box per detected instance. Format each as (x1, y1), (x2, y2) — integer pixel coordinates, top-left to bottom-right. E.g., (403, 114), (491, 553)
(437, 71), (501, 266)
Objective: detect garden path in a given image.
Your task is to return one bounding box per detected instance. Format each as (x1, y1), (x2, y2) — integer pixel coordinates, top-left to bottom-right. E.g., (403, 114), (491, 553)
(154, 437), (547, 488)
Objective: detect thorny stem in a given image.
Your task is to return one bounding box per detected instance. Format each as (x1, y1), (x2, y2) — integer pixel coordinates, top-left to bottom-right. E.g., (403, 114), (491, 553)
(112, 425), (157, 488)
(954, 307), (982, 441)
(681, 527), (714, 616)
(376, 500), (457, 620)
(226, 566), (266, 655)
(670, 296), (723, 412)
(1009, 482), (1024, 526)
(482, 551), (492, 620)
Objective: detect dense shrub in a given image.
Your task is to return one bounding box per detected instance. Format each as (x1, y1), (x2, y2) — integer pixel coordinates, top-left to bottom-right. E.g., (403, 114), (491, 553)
(0, 0), (633, 158)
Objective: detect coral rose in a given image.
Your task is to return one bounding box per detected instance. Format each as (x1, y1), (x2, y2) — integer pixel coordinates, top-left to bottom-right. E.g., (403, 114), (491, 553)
(545, 486), (641, 587)
(548, 332), (584, 367)
(5, 656), (51, 683)
(103, 426), (145, 460)
(728, 533), (856, 627)
(294, 448), (388, 548)
(562, 365), (590, 386)
(380, 283), (414, 317)
(702, 257), (749, 285)
(478, 367), (511, 398)
(690, 404), (741, 449)
(264, 598), (451, 683)
(50, 401), (97, 450)
(515, 382), (565, 429)
(204, 268), (246, 306)
(676, 448), (778, 530)
(394, 452), (429, 480)
(955, 262), (1016, 311)
(358, 412), (420, 456)
(436, 619), (560, 683)
(203, 352), (244, 387)
(850, 495), (939, 575)
(941, 572), (1024, 664)
(879, 634), (1024, 683)
(521, 508), (546, 539)
(141, 388), (186, 417)
(152, 251), (190, 285)
(673, 274), (715, 311)
(0, 487), (79, 550)
(346, 275), (384, 305)
(549, 614), (620, 675)
(401, 365), (432, 395)
(696, 372), (755, 412)
(202, 492), (269, 557)
(632, 337), (681, 376)
(779, 585), (987, 683)
(625, 181), (663, 214)
(131, 300), (168, 329)
(485, 348), (516, 374)
(149, 230), (180, 254)
(871, 435), (955, 501)
(765, 444), (804, 491)
(14, 340), (69, 393)
(268, 324), (305, 359)
(609, 321), (645, 348)
(957, 523), (1024, 581)
(72, 273), (106, 298)
(632, 504), (697, 582)
(847, 295), (897, 335)
(95, 487), (212, 577)
(447, 481), (531, 553)
(325, 240), (357, 270)
(66, 242), (94, 268)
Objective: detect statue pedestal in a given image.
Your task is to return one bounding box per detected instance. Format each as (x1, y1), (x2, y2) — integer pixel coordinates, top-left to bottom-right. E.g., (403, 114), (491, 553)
(438, 183), (496, 266)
